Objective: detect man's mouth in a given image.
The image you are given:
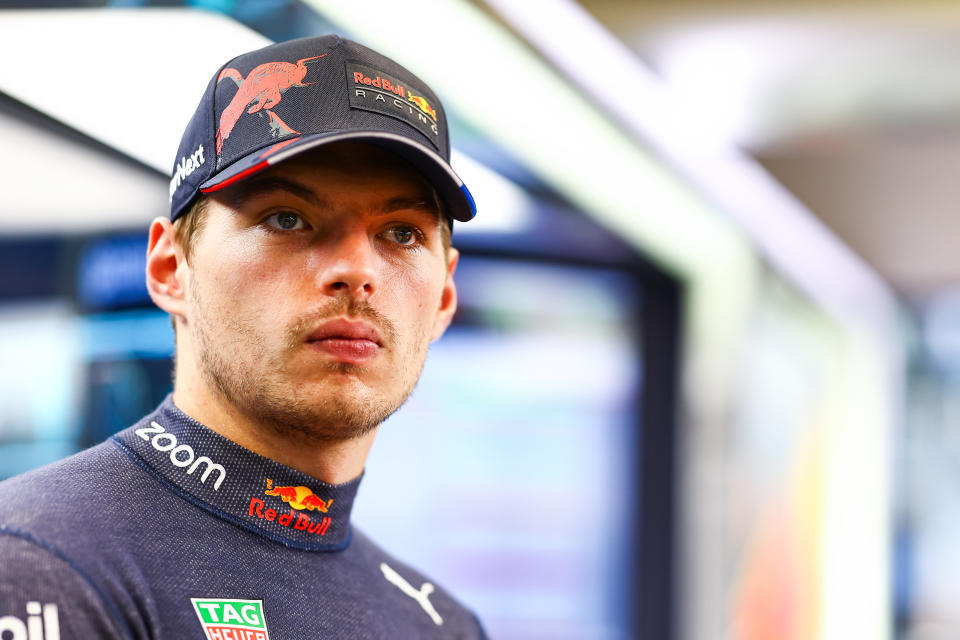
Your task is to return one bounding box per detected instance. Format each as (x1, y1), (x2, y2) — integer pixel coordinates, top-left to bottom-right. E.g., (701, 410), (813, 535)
(305, 318), (383, 364)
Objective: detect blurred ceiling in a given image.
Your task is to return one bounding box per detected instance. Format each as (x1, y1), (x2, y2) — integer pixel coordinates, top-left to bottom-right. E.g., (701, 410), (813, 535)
(1, 1), (955, 300)
(573, 0), (960, 298)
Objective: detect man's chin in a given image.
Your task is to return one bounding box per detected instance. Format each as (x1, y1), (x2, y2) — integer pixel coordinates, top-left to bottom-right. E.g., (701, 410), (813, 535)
(254, 392), (399, 443)
(289, 366), (382, 394)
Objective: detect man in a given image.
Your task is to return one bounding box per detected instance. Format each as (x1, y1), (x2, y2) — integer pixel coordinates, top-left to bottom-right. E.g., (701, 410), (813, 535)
(0, 35), (485, 639)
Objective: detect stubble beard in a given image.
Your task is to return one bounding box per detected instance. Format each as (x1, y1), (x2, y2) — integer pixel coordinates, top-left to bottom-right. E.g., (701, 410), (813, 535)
(189, 283), (429, 443)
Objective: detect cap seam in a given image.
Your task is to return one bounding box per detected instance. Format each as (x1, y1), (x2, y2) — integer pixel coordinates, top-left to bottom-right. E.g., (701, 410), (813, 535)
(208, 57), (234, 175)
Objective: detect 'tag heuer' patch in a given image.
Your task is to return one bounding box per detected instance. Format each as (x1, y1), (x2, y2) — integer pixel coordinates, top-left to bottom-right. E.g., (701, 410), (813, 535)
(191, 598), (270, 640)
(346, 62), (441, 151)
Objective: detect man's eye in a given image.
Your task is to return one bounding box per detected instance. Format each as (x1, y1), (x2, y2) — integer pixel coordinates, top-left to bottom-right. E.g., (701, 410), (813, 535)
(386, 226), (418, 246)
(264, 212), (304, 230)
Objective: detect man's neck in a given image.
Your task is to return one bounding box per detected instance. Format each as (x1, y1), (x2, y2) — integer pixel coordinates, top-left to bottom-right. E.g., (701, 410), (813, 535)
(171, 373), (375, 486)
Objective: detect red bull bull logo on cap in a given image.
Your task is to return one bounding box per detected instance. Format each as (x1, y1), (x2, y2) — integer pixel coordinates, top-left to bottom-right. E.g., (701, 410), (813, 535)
(247, 479), (332, 536)
(215, 54), (328, 157)
(406, 93), (437, 121)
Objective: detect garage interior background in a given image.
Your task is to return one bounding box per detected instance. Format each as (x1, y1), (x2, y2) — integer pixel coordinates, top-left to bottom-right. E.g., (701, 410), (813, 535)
(1, 2), (958, 639)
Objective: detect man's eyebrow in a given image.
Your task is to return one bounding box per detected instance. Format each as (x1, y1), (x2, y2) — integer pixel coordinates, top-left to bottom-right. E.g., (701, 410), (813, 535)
(377, 196), (442, 217)
(227, 176), (443, 222)
(227, 177), (323, 209)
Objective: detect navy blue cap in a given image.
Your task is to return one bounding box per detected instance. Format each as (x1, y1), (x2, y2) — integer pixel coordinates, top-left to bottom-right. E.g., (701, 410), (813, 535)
(168, 35), (476, 223)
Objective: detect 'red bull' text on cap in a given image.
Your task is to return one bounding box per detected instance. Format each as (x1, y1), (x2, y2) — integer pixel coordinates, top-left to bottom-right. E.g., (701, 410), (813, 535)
(168, 34), (476, 224)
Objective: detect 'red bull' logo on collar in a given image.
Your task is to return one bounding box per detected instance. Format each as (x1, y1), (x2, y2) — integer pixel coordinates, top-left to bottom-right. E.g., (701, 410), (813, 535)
(247, 479), (332, 536)
(262, 478), (333, 512)
(215, 54), (328, 157)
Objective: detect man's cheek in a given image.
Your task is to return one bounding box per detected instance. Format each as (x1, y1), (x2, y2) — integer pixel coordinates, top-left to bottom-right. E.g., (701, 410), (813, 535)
(216, 262), (282, 292)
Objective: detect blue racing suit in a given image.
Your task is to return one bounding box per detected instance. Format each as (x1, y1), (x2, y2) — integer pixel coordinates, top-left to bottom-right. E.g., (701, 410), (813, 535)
(0, 396), (486, 639)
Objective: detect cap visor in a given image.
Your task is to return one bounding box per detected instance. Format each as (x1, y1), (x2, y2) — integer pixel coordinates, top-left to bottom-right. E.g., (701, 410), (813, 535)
(199, 131), (476, 222)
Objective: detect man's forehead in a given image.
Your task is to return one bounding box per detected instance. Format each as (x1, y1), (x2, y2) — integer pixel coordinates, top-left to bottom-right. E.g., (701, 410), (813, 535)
(224, 174), (440, 215)
(216, 158), (443, 223)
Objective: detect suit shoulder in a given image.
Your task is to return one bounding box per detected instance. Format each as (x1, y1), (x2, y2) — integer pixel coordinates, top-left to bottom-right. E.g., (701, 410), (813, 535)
(349, 527), (488, 638)
(0, 526), (135, 639)
(0, 440), (142, 533)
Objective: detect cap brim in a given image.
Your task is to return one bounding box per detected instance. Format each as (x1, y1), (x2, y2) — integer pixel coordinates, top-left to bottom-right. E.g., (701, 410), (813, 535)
(199, 131), (476, 222)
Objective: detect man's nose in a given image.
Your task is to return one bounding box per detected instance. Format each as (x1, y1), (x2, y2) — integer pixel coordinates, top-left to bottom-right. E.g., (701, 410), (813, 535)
(316, 230), (377, 298)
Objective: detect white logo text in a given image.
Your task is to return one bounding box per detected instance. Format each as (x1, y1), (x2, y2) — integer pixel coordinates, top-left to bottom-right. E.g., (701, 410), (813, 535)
(0, 602), (60, 640)
(380, 562), (443, 626)
(135, 421), (226, 491)
(169, 144), (205, 199)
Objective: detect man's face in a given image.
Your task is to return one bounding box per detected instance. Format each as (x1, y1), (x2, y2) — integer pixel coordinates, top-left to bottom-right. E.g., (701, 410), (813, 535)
(179, 142), (458, 442)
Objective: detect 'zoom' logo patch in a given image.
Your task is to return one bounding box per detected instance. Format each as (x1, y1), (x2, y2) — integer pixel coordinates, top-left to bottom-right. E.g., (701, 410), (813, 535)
(135, 421), (227, 491)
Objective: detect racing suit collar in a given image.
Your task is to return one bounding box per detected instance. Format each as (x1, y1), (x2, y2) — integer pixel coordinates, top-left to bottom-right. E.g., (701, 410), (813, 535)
(111, 395), (360, 551)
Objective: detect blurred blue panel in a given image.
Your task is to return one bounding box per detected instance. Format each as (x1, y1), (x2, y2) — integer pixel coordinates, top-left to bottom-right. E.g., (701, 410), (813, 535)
(79, 309), (174, 446)
(76, 233), (151, 311)
(0, 236), (62, 301)
(0, 303), (80, 451)
(81, 308), (173, 361)
(0, 441), (78, 482)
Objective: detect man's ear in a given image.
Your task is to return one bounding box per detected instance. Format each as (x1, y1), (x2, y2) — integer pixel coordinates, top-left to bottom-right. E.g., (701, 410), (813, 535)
(145, 217), (188, 318)
(430, 248), (459, 342)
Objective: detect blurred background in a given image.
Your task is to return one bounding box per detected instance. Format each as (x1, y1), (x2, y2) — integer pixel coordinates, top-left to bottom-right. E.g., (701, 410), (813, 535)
(0, 0), (957, 638)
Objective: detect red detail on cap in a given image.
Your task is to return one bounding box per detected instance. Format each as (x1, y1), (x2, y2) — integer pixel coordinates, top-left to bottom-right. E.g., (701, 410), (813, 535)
(215, 54), (327, 155)
(258, 136), (302, 159)
(200, 160), (269, 193)
(407, 94), (437, 121)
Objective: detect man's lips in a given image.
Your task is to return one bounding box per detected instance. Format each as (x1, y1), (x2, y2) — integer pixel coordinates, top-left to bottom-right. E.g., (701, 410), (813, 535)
(305, 318), (383, 364)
